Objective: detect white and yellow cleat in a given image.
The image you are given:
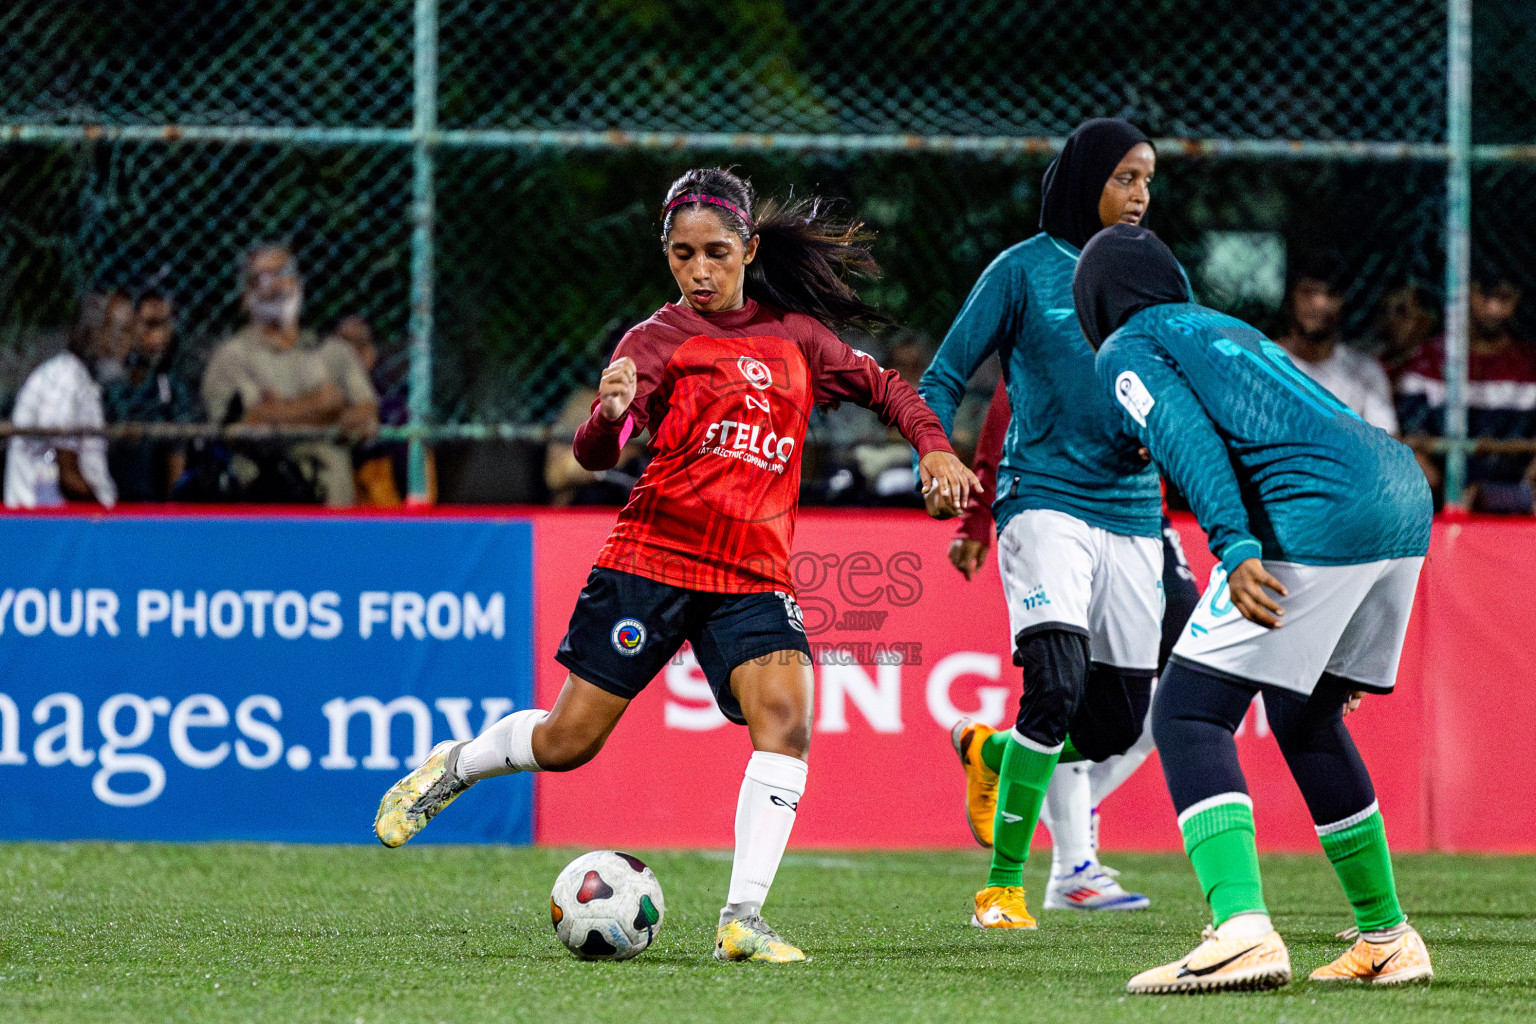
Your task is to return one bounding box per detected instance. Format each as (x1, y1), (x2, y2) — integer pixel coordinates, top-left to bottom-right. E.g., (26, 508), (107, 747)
(970, 885), (1038, 930)
(1309, 925), (1433, 985)
(714, 915), (808, 963)
(950, 718), (1000, 848)
(374, 740), (470, 848)
(1127, 926), (1291, 993)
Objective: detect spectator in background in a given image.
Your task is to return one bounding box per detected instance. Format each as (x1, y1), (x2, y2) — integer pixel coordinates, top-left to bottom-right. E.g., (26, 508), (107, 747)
(328, 314), (408, 428)
(1274, 249), (1399, 433)
(1372, 282), (1439, 381)
(4, 303), (117, 509)
(93, 291), (137, 386)
(1398, 267), (1536, 512)
(201, 243), (378, 506)
(104, 292), (199, 501)
(324, 314), (403, 507)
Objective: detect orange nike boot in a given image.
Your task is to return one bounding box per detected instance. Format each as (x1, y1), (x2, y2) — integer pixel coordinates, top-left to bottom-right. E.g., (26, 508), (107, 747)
(951, 718), (999, 847)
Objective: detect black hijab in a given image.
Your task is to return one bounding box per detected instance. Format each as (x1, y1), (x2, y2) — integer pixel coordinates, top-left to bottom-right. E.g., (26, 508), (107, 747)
(1073, 224), (1191, 349)
(1039, 118), (1151, 250)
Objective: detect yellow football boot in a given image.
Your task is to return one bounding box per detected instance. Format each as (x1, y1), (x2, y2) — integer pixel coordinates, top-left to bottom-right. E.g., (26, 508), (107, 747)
(950, 718), (999, 847)
(374, 740), (470, 848)
(971, 885), (1037, 929)
(1309, 925), (1433, 985)
(1127, 925), (1291, 993)
(714, 915), (808, 963)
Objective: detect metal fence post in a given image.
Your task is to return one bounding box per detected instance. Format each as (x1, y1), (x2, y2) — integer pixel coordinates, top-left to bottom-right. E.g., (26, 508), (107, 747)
(1443, 0), (1472, 506)
(406, 0), (440, 505)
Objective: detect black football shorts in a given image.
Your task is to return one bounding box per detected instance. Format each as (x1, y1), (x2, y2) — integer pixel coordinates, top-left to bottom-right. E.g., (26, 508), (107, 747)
(555, 567), (812, 725)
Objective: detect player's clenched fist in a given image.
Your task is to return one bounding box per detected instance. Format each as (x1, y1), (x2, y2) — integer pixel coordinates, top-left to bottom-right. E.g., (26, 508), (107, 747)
(598, 356), (637, 422)
(920, 451), (983, 520)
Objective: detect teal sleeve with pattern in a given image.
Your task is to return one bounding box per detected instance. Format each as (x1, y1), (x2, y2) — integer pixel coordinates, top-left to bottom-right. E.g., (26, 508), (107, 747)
(1097, 333), (1261, 573)
(919, 255), (1022, 437)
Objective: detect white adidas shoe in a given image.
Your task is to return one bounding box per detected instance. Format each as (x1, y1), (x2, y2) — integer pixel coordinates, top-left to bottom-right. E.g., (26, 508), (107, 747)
(1043, 860), (1150, 911)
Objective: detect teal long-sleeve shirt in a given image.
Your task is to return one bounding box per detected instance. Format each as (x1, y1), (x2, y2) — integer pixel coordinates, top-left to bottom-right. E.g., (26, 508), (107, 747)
(918, 234), (1161, 538)
(1094, 303), (1431, 572)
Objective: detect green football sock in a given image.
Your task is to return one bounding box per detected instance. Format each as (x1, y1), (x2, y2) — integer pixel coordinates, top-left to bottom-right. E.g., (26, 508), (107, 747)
(1181, 796), (1268, 926)
(1317, 807), (1405, 933)
(986, 735), (1060, 888)
(980, 731), (1079, 772)
(980, 730), (1007, 773)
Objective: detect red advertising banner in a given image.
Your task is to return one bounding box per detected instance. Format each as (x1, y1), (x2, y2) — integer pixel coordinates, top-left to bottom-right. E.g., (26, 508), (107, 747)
(531, 509), (1451, 853)
(1420, 519), (1536, 852)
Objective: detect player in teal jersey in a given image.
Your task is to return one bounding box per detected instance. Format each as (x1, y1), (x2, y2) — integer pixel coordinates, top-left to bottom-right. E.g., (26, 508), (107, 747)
(920, 119), (1167, 929)
(1076, 224), (1434, 993)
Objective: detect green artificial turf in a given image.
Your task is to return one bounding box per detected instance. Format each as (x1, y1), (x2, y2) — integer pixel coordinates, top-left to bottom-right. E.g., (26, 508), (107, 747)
(0, 844), (1531, 1022)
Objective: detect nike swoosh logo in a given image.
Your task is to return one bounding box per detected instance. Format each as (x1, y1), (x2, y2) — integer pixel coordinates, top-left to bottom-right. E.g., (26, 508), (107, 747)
(1176, 944), (1261, 978)
(1371, 950), (1401, 973)
(1000, 811), (1023, 823)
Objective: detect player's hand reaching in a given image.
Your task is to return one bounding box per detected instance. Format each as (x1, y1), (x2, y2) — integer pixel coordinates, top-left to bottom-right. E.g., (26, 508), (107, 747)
(948, 538), (988, 581)
(1343, 690), (1366, 716)
(920, 451), (983, 519)
(598, 356), (638, 422)
(1228, 557), (1287, 628)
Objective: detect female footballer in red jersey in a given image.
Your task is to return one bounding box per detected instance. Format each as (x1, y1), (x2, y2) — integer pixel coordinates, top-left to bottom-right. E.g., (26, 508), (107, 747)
(375, 167), (979, 962)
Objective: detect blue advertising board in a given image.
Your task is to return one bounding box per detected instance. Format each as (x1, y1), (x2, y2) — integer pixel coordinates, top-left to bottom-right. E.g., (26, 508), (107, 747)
(0, 516), (534, 844)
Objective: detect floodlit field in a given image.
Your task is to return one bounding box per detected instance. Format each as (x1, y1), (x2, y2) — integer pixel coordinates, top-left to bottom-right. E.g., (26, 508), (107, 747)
(1, 844), (1532, 1023)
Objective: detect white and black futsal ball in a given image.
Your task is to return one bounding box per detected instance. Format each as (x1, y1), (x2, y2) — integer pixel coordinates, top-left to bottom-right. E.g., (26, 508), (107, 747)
(549, 850), (665, 961)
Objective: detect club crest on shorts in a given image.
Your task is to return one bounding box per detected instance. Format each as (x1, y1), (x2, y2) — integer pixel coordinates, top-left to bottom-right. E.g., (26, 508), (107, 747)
(610, 617), (646, 656)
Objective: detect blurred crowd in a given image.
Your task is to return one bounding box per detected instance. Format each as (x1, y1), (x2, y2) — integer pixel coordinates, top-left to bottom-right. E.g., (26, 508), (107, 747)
(1272, 250), (1536, 515)
(3, 241), (1534, 514)
(4, 242), (405, 510)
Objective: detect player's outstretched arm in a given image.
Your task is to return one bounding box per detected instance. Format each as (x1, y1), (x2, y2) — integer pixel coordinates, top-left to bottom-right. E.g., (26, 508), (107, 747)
(917, 256), (1020, 439)
(803, 322), (966, 512)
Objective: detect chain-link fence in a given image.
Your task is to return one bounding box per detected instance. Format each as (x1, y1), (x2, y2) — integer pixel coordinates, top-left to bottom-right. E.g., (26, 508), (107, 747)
(3, 0), (1532, 502)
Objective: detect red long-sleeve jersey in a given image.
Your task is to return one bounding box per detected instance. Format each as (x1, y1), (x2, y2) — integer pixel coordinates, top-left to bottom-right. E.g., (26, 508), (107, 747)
(575, 299), (953, 594)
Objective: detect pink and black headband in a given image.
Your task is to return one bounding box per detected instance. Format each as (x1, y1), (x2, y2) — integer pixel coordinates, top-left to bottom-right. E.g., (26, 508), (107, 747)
(663, 192), (754, 230)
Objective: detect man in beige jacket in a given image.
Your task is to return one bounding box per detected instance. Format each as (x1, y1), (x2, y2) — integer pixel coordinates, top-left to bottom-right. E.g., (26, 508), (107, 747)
(202, 243), (378, 506)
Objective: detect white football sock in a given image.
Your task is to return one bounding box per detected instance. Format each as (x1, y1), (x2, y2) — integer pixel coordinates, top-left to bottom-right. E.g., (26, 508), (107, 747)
(722, 750), (807, 925)
(1043, 760), (1094, 876)
(1215, 912), (1274, 939)
(454, 709), (549, 783)
(1087, 687), (1157, 807)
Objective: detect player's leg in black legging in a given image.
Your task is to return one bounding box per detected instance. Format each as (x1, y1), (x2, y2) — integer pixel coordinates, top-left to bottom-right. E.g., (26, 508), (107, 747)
(1159, 515), (1202, 674)
(1262, 675), (1377, 826)
(1068, 665), (1155, 762)
(1151, 659), (1269, 923)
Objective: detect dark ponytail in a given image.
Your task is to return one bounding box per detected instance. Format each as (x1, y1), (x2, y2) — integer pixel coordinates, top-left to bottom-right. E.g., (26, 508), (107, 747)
(660, 167), (893, 332)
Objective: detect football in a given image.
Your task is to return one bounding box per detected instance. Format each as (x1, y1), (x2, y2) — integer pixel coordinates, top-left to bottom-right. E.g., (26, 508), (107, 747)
(550, 850), (666, 961)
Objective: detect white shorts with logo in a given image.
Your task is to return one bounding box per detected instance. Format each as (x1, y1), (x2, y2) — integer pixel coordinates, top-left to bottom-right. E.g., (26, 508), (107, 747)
(996, 509), (1163, 672)
(1173, 557), (1424, 696)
